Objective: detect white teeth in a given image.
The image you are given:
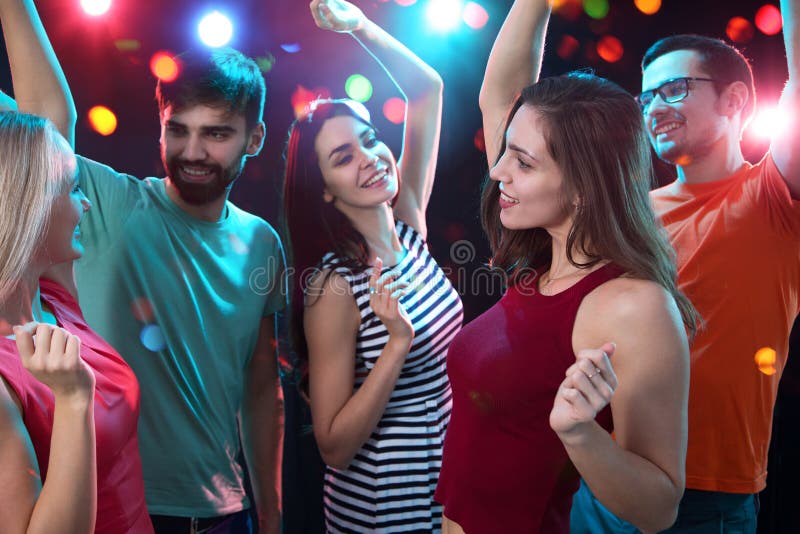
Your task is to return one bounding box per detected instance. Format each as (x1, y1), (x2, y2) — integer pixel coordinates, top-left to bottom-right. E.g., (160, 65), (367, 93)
(654, 122), (681, 135)
(182, 166), (212, 176)
(362, 171), (386, 188)
(500, 191), (519, 204)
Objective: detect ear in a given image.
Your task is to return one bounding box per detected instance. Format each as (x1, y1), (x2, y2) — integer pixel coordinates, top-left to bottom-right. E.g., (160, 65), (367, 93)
(323, 189), (334, 203)
(720, 81), (750, 118)
(245, 121), (266, 156)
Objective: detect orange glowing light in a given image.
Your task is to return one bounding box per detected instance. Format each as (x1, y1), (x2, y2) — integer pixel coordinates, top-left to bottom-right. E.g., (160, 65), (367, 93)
(755, 4), (782, 35)
(552, 0), (582, 21)
(473, 128), (485, 153)
(87, 105), (117, 136)
(726, 17), (754, 43)
(754, 347), (778, 376)
(596, 35), (623, 63)
(130, 297), (154, 322)
(383, 97), (406, 125)
(634, 0), (661, 15)
(150, 52), (179, 83)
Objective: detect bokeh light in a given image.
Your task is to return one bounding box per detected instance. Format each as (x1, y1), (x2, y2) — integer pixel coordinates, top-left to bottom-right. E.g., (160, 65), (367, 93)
(557, 35), (580, 60)
(345, 74), (374, 103)
(281, 43), (302, 54)
(291, 85), (332, 118)
(383, 97), (406, 125)
(140, 324), (166, 352)
(88, 105), (117, 136)
(750, 105), (788, 139)
(596, 35), (623, 63)
(755, 4), (782, 35)
(473, 128), (485, 153)
(395, 0), (417, 5)
(130, 297), (154, 322)
(150, 51), (179, 83)
(634, 0), (661, 15)
(463, 2), (489, 30)
(114, 39), (140, 52)
(754, 347), (777, 376)
(726, 17), (754, 43)
(198, 11), (233, 48)
(80, 0), (111, 16)
(553, 0), (583, 21)
(583, 0), (610, 20)
(426, 0), (464, 31)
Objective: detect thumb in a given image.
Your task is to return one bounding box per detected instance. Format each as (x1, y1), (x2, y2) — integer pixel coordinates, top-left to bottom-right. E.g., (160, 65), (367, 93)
(600, 342), (616, 358)
(13, 322), (38, 363)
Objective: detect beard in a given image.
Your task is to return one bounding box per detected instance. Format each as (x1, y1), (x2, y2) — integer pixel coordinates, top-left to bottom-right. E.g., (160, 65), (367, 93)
(163, 152), (246, 205)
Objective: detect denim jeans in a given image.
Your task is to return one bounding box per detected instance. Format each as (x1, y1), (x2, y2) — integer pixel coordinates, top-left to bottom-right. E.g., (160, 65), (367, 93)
(570, 479), (758, 533)
(150, 508), (253, 534)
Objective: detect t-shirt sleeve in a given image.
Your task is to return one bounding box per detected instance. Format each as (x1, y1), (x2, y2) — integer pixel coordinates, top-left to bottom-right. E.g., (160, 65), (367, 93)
(76, 155), (145, 248)
(260, 224), (288, 318)
(754, 153), (800, 237)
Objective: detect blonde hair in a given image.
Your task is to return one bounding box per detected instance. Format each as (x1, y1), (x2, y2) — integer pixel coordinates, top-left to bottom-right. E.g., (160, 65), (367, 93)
(0, 112), (75, 302)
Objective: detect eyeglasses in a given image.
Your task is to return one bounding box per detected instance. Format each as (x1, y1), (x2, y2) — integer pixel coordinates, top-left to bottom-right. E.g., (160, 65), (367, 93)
(635, 77), (718, 113)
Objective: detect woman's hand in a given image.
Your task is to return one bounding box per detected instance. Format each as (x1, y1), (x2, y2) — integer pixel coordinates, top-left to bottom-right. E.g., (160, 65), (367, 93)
(550, 342), (617, 443)
(13, 322), (95, 402)
(309, 0), (366, 33)
(369, 258), (413, 346)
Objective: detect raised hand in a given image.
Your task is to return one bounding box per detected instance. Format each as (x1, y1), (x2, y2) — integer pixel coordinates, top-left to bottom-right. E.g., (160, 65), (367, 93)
(549, 342), (618, 441)
(309, 0), (366, 33)
(368, 258), (413, 345)
(13, 322), (95, 401)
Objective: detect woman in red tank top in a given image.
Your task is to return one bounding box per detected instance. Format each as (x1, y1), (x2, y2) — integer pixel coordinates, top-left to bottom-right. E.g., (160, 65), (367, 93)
(435, 2), (698, 533)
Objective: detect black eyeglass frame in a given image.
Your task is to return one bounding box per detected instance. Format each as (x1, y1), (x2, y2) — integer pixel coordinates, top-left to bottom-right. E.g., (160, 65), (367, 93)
(636, 77), (719, 112)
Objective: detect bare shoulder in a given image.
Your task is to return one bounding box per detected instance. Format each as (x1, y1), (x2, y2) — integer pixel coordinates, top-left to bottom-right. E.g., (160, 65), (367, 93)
(303, 269), (360, 335)
(582, 276), (675, 323)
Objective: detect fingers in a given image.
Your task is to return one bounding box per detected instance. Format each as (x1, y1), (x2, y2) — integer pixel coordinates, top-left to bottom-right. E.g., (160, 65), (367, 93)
(13, 322), (37, 363)
(573, 342), (618, 390)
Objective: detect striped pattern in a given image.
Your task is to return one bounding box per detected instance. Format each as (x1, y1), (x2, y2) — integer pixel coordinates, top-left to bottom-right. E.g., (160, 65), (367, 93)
(319, 221), (463, 533)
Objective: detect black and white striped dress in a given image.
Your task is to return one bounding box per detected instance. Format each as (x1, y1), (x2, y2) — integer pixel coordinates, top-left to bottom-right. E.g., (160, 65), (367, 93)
(318, 220), (463, 533)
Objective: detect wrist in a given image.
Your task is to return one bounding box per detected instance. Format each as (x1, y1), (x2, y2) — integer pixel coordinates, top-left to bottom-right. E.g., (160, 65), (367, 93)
(556, 420), (600, 449)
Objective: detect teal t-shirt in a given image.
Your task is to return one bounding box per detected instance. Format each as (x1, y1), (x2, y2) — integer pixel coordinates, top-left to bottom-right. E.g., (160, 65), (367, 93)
(74, 156), (286, 516)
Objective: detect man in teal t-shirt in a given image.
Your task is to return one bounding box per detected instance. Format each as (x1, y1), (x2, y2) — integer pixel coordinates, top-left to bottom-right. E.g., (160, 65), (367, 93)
(73, 48), (285, 534)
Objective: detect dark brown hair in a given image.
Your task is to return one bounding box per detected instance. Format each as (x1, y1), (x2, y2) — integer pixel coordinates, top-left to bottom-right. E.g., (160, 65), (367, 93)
(481, 72), (698, 335)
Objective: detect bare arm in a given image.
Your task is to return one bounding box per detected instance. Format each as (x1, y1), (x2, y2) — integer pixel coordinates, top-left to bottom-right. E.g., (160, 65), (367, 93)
(310, 0), (442, 238)
(0, 0), (76, 145)
(481, 0), (551, 166)
(240, 316), (284, 534)
(0, 323), (96, 534)
(552, 280), (689, 533)
(306, 266), (412, 469)
(773, 0), (800, 198)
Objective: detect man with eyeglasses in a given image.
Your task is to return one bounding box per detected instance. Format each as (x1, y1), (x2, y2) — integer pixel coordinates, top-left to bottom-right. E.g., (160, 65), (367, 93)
(571, 2), (800, 533)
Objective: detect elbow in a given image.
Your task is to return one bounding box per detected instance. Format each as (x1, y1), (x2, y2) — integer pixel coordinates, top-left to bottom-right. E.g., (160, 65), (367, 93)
(635, 487), (683, 533)
(318, 444), (355, 471)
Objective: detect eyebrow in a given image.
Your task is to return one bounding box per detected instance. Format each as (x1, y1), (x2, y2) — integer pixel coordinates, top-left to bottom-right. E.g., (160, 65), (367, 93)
(508, 143), (538, 161)
(327, 127), (374, 160)
(165, 120), (237, 135)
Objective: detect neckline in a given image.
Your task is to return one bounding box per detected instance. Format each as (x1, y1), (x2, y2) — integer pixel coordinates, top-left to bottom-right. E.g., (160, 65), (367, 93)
(527, 262), (618, 301)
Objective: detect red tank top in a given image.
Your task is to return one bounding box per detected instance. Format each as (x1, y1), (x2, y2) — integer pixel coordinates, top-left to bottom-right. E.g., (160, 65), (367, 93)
(435, 263), (622, 533)
(0, 279), (153, 533)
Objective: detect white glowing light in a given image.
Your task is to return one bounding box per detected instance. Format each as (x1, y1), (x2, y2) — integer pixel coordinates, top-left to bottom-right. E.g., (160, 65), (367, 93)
(80, 0), (112, 16)
(426, 0), (464, 32)
(751, 106), (788, 139)
(198, 11), (234, 48)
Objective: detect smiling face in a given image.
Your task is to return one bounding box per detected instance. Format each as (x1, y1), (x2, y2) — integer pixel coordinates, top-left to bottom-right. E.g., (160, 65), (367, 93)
(40, 148), (91, 264)
(160, 104), (264, 205)
(313, 115), (398, 218)
(641, 49), (730, 166)
(490, 104), (572, 233)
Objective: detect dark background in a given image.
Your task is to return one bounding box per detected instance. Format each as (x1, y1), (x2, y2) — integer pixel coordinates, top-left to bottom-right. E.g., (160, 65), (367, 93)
(2, 0), (798, 532)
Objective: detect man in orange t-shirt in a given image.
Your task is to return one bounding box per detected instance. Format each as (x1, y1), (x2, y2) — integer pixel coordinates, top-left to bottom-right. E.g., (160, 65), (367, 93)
(571, 2), (800, 532)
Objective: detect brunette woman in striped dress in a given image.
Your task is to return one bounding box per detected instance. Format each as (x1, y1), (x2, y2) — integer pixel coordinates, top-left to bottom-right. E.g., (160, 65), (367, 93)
(281, 1), (463, 532)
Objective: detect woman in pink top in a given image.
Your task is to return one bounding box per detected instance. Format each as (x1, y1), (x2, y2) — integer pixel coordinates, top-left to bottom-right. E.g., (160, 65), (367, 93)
(0, 112), (154, 533)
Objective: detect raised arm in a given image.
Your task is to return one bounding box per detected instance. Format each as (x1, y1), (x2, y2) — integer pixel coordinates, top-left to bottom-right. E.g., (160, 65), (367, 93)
(310, 0), (442, 238)
(773, 0), (800, 198)
(0, 0), (76, 146)
(481, 0), (551, 166)
(551, 280), (689, 533)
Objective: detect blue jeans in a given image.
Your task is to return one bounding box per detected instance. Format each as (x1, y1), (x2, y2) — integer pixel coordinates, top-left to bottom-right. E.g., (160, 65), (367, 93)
(570, 479), (758, 533)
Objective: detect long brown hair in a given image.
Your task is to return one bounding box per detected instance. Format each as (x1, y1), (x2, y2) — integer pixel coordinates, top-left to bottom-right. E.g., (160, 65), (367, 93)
(481, 72), (698, 335)
(281, 99), (401, 380)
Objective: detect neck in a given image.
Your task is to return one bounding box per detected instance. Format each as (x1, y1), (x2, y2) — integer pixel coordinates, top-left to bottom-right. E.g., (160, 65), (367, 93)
(676, 136), (746, 185)
(546, 226), (596, 278)
(165, 179), (229, 222)
(0, 270), (44, 336)
(346, 204), (403, 266)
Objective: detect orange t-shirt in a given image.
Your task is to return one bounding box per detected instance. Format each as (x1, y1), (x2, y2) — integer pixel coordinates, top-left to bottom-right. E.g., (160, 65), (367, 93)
(651, 154), (800, 494)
